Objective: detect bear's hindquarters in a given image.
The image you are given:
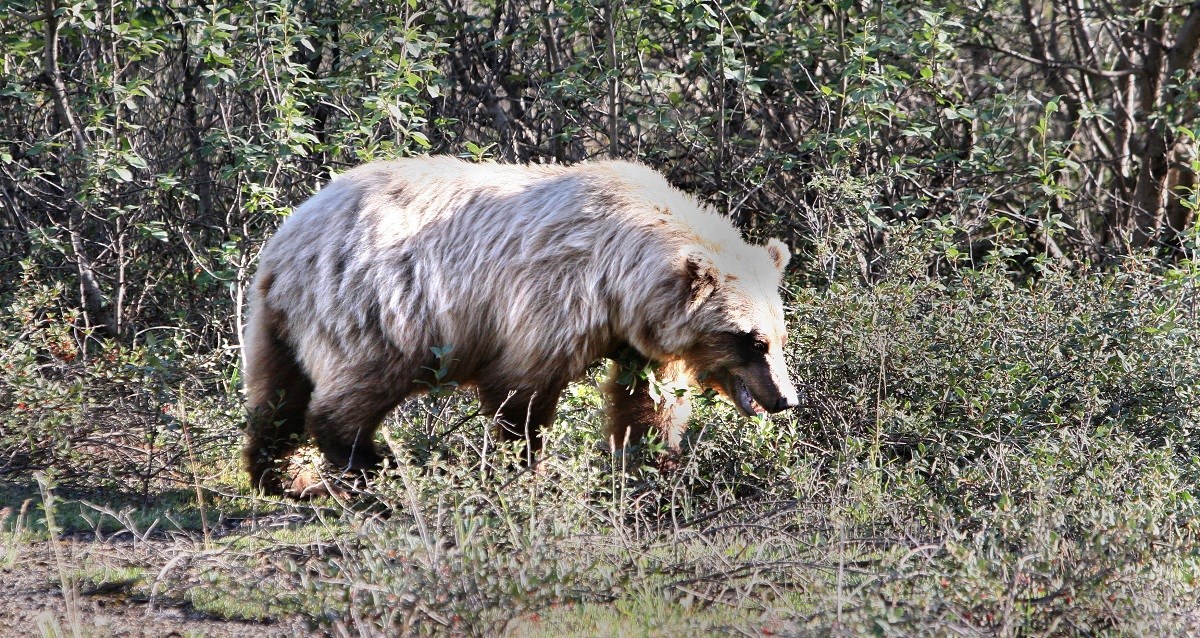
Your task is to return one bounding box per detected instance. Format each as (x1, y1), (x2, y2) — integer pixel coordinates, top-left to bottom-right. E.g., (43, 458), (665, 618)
(243, 303), (315, 495)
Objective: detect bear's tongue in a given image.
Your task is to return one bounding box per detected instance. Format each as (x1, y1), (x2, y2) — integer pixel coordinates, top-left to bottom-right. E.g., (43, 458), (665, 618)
(733, 379), (765, 417)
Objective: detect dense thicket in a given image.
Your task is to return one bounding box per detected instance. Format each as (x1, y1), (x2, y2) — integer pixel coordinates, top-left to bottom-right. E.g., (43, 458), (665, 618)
(1, 0), (1197, 347)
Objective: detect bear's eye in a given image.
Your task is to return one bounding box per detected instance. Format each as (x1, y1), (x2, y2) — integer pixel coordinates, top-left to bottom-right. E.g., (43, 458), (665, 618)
(749, 333), (770, 353)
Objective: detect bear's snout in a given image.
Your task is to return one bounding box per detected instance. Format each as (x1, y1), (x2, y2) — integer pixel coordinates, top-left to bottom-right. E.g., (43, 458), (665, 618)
(772, 392), (799, 413)
(758, 360), (799, 414)
(716, 362), (799, 418)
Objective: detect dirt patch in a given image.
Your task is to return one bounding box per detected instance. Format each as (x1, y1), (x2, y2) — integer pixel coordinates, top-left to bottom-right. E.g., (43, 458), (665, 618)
(0, 538), (312, 637)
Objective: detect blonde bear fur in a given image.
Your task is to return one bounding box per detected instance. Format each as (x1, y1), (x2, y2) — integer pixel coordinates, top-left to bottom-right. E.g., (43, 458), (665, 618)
(243, 156), (798, 496)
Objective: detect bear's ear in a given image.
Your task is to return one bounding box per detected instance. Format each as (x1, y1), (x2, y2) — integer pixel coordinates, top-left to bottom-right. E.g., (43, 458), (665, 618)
(684, 249), (718, 313)
(765, 238), (790, 272)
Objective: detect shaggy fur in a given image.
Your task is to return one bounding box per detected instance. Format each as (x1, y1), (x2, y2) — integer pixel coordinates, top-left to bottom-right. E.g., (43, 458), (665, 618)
(243, 156), (797, 496)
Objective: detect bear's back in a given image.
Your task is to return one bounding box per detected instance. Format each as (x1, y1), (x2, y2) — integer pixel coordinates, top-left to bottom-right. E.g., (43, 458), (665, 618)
(252, 157), (762, 379)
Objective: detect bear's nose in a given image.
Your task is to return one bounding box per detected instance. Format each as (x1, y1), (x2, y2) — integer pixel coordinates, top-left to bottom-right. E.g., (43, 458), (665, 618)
(774, 394), (799, 412)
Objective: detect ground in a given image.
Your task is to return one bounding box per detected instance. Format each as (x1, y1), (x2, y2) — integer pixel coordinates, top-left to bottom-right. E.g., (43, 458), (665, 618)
(0, 512), (314, 638)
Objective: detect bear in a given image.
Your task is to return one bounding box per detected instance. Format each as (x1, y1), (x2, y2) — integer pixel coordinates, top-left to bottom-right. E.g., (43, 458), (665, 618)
(242, 156), (798, 496)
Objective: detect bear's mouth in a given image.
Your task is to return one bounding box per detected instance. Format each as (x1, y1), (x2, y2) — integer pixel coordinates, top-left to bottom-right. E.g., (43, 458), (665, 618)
(729, 377), (766, 417)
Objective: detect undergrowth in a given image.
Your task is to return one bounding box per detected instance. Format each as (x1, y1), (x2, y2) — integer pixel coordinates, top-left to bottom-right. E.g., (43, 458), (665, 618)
(2, 227), (1199, 636)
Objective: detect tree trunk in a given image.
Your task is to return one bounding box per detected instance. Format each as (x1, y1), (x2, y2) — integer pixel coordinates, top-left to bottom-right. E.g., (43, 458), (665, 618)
(42, 0), (114, 337)
(1130, 1), (1200, 247)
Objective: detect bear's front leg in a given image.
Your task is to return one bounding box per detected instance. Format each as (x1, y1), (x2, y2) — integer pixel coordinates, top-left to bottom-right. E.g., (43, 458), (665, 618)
(298, 361), (415, 496)
(604, 357), (692, 454)
(478, 380), (568, 466)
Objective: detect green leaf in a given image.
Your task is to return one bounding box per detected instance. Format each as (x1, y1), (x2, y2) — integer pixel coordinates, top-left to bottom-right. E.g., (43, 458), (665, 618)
(109, 167), (133, 182)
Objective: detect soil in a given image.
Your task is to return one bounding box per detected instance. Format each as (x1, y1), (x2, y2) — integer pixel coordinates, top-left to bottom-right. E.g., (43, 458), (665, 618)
(0, 538), (313, 638)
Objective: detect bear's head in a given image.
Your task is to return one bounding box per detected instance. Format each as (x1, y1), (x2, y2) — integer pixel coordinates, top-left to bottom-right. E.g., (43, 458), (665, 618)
(674, 238), (799, 416)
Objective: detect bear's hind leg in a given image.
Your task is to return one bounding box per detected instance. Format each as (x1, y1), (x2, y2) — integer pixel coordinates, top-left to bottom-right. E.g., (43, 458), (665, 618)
(243, 306), (314, 495)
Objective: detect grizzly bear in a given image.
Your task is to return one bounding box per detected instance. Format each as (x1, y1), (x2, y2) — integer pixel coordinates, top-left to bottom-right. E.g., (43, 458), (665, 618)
(243, 156), (797, 496)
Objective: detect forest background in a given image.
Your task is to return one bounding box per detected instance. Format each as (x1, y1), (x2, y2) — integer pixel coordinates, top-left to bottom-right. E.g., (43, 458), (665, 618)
(1, 0), (1200, 634)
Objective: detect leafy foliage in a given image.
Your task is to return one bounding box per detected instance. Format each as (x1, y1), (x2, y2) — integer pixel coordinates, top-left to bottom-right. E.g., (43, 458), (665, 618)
(1, 0), (1199, 634)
